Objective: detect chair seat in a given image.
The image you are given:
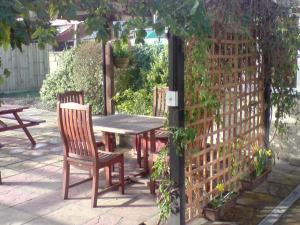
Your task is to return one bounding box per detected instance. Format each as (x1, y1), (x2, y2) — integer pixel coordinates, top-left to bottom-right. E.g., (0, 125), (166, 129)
(155, 129), (168, 139)
(97, 150), (123, 166)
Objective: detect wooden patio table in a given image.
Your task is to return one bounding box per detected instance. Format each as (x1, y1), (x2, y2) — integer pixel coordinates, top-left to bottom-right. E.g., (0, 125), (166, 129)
(0, 105), (45, 146)
(93, 114), (165, 186)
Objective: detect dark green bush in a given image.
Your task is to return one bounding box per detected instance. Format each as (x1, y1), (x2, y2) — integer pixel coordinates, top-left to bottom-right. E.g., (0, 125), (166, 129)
(114, 89), (152, 115)
(115, 44), (166, 92)
(73, 41), (103, 113)
(40, 41), (103, 113)
(114, 44), (168, 115)
(40, 49), (76, 108)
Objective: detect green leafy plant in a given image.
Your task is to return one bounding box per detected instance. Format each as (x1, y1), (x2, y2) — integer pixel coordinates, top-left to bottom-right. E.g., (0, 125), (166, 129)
(114, 89), (152, 115)
(114, 44), (168, 116)
(112, 39), (130, 58)
(40, 42), (104, 113)
(170, 127), (197, 156)
(208, 183), (237, 209)
(252, 146), (273, 177)
(151, 147), (173, 224)
(73, 41), (104, 114)
(40, 48), (76, 109)
(144, 45), (168, 91)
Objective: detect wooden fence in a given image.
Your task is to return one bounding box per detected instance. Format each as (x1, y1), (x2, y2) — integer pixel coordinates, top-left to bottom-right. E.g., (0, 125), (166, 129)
(185, 27), (264, 222)
(0, 44), (51, 93)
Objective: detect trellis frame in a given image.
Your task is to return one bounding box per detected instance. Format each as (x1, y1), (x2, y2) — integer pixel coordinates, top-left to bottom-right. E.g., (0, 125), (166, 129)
(184, 25), (266, 222)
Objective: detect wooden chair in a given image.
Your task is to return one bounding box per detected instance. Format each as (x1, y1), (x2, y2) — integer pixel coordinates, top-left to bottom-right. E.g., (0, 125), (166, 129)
(57, 90), (84, 104)
(57, 102), (124, 207)
(57, 91), (104, 148)
(152, 86), (168, 117)
(136, 87), (169, 168)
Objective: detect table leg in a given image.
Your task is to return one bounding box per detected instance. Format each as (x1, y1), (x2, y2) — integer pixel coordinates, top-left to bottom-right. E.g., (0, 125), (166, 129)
(104, 132), (112, 186)
(142, 133), (149, 173)
(136, 135), (142, 168)
(13, 112), (36, 146)
(149, 130), (156, 153)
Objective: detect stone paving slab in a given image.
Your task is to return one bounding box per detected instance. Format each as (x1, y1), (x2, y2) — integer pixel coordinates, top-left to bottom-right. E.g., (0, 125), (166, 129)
(0, 207), (37, 225)
(275, 198), (300, 225)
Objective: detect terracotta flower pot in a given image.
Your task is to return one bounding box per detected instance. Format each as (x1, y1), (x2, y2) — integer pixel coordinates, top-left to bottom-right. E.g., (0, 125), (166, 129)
(203, 206), (221, 221)
(113, 57), (129, 68)
(240, 169), (271, 191)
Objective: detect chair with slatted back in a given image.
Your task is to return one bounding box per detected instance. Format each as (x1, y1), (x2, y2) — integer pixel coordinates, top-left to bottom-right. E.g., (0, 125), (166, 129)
(135, 87), (169, 168)
(152, 86), (168, 117)
(152, 86), (168, 140)
(57, 102), (125, 207)
(57, 91), (104, 148)
(57, 90), (84, 104)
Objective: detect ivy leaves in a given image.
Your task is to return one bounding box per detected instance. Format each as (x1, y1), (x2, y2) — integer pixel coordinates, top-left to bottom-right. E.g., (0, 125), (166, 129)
(170, 127), (197, 156)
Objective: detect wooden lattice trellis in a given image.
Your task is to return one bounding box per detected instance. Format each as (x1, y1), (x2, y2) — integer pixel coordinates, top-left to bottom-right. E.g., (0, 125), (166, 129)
(184, 27), (265, 222)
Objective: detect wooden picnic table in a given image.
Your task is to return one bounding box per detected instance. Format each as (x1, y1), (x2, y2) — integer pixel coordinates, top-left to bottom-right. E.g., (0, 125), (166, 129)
(93, 114), (165, 180)
(0, 105), (45, 146)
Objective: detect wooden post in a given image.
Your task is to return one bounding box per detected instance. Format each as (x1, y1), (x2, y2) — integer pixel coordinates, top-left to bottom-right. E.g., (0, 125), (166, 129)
(102, 41), (107, 115)
(105, 42), (114, 115)
(168, 33), (185, 225)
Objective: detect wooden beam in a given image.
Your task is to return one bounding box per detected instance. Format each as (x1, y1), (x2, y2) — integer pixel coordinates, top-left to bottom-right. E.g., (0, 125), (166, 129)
(168, 33), (185, 225)
(103, 41), (107, 115)
(105, 42), (115, 115)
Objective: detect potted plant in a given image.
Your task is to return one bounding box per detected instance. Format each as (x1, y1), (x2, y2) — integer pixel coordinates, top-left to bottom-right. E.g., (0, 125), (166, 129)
(203, 183), (238, 221)
(240, 146), (273, 191)
(112, 39), (130, 68)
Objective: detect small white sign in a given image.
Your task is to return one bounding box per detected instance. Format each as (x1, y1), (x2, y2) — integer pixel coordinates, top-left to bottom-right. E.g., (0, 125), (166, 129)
(166, 91), (178, 107)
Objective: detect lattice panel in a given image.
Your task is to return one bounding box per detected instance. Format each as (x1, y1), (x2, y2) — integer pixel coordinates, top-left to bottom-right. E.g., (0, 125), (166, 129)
(184, 28), (264, 222)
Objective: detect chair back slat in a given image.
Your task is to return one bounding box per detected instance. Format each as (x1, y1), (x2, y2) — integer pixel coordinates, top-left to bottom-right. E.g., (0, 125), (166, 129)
(57, 91), (84, 104)
(153, 87), (168, 117)
(58, 102), (98, 162)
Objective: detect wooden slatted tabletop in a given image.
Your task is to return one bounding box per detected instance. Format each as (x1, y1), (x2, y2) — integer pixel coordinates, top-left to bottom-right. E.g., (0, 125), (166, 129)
(92, 114), (165, 135)
(0, 105), (29, 115)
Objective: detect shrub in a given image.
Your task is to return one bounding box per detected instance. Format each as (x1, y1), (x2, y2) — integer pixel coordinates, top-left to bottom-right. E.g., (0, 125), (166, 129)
(114, 89), (152, 115)
(115, 44), (166, 93)
(73, 41), (103, 113)
(112, 39), (129, 58)
(40, 49), (76, 109)
(114, 44), (168, 115)
(144, 45), (168, 90)
(40, 41), (103, 113)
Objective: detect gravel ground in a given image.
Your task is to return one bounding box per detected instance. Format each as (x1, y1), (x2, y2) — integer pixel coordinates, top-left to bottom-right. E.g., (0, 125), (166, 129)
(0, 94), (54, 111)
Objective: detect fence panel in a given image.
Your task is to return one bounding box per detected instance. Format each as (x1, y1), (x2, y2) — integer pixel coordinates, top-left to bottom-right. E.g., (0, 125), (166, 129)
(0, 44), (50, 93)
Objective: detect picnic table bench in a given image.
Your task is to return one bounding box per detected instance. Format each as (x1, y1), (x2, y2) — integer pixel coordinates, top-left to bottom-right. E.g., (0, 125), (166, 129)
(0, 105), (45, 146)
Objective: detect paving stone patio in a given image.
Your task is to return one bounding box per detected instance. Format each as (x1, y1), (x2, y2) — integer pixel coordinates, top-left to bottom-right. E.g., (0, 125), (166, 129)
(0, 108), (160, 225)
(1, 107), (300, 225)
